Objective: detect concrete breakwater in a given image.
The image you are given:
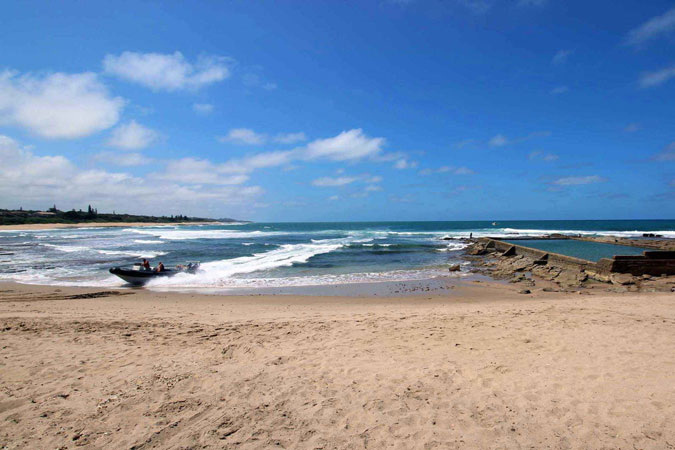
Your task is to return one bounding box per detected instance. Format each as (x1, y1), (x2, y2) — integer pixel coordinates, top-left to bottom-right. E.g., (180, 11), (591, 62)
(465, 237), (675, 292)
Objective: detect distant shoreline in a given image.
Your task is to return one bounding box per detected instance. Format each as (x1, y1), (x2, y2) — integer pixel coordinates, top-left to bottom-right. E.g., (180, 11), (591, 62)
(0, 221), (220, 231)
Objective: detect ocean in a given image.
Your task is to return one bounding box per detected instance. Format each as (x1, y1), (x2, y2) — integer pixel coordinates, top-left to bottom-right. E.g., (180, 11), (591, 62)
(1, 220), (674, 293)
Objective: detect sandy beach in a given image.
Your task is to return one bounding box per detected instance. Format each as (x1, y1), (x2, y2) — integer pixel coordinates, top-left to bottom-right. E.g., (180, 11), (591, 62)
(1, 281), (673, 449)
(0, 222), (220, 231)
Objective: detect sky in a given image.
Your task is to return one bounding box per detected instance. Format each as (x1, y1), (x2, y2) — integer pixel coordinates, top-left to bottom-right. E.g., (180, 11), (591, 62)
(0, 0), (674, 221)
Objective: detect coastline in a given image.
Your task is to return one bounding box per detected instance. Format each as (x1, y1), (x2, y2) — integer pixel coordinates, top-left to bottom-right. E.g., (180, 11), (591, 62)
(1, 281), (673, 449)
(0, 221), (220, 231)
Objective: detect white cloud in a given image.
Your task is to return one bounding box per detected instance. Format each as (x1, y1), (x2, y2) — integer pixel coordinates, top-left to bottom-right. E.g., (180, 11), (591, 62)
(452, 166), (475, 175)
(218, 128), (266, 145)
(625, 7), (675, 46)
(94, 151), (153, 166)
(394, 159), (418, 169)
(488, 131), (550, 148)
(311, 176), (358, 187)
(365, 185), (383, 192)
(106, 120), (158, 150)
(0, 135), (261, 215)
(218, 129), (307, 146)
(193, 103), (214, 114)
(0, 70), (123, 139)
(103, 51), (230, 91)
(553, 175), (606, 186)
(274, 132), (307, 144)
(489, 134), (508, 147)
(213, 129), (392, 177)
(304, 129), (385, 161)
(552, 49), (573, 65)
(219, 151), (295, 174)
(419, 166), (474, 175)
(652, 142), (675, 161)
(551, 86), (569, 95)
(329, 195), (340, 201)
(312, 173), (383, 188)
(639, 65), (675, 88)
(529, 151), (559, 161)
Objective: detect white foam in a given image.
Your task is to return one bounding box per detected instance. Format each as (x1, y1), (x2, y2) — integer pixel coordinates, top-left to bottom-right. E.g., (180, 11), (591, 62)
(149, 268), (464, 291)
(133, 239), (165, 244)
(41, 243), (89, 253)
(97, 249), (167, 258)
(147, 239), (347, 287)
(436, 242), (469, 252)
(124, 228), (282, 240)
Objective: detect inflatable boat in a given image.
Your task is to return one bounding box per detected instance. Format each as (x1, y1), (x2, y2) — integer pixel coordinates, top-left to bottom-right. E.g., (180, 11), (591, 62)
(109, 262), (199, 285)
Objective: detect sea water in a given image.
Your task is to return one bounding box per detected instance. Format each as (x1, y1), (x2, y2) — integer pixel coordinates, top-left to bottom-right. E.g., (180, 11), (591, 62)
(0, 220), (673, 292)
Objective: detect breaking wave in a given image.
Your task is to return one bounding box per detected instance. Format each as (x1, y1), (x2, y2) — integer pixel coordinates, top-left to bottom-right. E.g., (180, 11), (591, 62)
(147, 239), (348, 287)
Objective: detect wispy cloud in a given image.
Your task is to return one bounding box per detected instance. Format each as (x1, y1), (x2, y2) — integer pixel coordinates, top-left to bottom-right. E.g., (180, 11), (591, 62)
(488, 134), (509, 147)
(0, 70), (123, 139)
(461, 131), (549, 149)
(312, 173), (384, 188)
(528, 151), (559, 161)
(217, 128), (307, 146)
(552, 49), (573, 65)
(394, 159), (418, 169)
(639, 65), (675, 88)
(192, 103), (214, 114)
(625, 7), (675, 47)
(274, 132), (307, 144)
(623, 123), (640, 133)
(218, 128), (266, 145)
(107, 121), (158, 150)
(652, 141), (675, 161)
(312, 176), (358, 187)
(518, 0), (547, 6)
(103, 51), (231, 91)
(551, 86), (569, 95)
(552, 175), (606, 186)
(456, 0), (492, 14)
(420, 165), (475, 175)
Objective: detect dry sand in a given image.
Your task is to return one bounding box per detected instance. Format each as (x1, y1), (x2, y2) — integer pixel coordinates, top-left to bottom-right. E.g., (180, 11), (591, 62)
(0, 222), (219, 231)
(1, 281), (674, 449)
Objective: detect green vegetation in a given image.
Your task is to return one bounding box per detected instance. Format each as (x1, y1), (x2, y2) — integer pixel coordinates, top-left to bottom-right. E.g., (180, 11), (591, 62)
(0, 205), (227, 226)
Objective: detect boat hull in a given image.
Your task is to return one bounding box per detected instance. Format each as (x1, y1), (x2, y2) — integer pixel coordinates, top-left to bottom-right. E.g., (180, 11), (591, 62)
(109, 268), (175, 286)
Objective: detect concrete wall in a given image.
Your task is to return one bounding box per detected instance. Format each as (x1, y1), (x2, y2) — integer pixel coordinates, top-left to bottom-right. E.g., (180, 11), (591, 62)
(478, 238), (675, 276)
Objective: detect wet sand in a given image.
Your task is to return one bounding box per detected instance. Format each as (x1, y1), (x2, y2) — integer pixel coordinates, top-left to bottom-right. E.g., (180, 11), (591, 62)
(1, 281), (674, 449)
(0, 222), (219, 231)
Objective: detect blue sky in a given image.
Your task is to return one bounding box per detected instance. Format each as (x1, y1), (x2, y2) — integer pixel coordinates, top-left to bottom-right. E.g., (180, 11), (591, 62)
(0, 0), (673, 221)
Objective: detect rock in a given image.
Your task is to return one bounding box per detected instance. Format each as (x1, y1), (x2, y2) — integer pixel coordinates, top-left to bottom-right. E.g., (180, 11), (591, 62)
(642, 274), (652, 280)
(518, 289), (531, 294)
(542, 287), (559, 292)
(610, 273), (637, 286)
(448, 264), (461, 272)
(510, 274), (526, 283)
(466, 245), (488, 255)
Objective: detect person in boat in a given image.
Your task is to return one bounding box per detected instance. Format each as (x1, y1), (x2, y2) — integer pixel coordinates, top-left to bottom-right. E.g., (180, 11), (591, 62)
(142, 259), (151, 270)
(156, 262), (165, 273)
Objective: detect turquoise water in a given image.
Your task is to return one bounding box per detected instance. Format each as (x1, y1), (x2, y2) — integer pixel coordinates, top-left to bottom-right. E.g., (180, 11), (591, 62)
(0, 219), (673, 289)
(505, 239), (649, 262)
